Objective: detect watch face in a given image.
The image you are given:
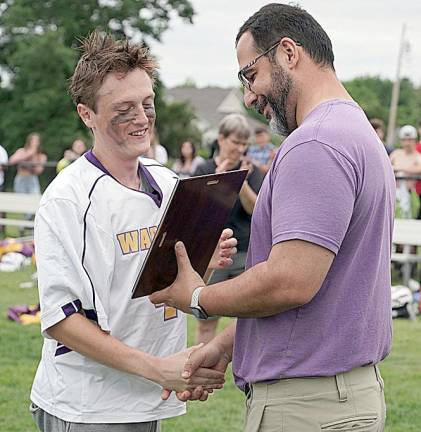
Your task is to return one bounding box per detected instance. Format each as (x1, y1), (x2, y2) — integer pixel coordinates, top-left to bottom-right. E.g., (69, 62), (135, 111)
(190, 306), (207, 320)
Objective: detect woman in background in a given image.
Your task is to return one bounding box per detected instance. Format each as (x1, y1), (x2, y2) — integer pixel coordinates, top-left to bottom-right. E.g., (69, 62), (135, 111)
(172, 139), (204, 178)
(145, 130), (168, 165)
(9, 132), (47, 195)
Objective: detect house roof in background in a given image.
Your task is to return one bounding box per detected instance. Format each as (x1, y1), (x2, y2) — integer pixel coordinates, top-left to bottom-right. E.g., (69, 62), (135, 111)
(165, 86), (266, 135)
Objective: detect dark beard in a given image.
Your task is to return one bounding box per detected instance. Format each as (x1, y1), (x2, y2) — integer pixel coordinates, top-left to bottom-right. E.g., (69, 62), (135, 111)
(267, 64), (293, 137)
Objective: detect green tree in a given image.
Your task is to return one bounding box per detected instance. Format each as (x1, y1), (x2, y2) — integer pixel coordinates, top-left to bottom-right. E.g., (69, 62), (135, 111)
(343, 75), (421, 128)
(0, 0), (196, 168)
(344, 76), (392, 123)
(154, 81), (201, 157)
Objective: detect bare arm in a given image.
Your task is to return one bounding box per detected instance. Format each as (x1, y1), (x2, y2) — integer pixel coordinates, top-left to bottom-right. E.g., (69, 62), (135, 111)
(150, 239), (334, 318)
(47, 313), (224, 391)
(9, 148), (35, 165)
(397, 160), (421, 175)
(238, 180), (257, 215)
(162, 322), (236, 402)
(238, 158), (259, 215)
(202, 240), (334, 317)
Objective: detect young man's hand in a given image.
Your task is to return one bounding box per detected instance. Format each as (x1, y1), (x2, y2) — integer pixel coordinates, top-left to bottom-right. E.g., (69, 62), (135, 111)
(209, 228), (237, 269)
(154, 344), (225, 393)
(161, 340), (231, 401)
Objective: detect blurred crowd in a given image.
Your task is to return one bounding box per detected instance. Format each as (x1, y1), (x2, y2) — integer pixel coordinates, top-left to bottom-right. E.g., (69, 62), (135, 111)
(370, 118), (421, 219)
(1, 116), (421, 229)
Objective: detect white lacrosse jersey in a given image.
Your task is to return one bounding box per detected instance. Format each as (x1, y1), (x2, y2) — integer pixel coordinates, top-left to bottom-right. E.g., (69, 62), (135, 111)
(31, 151), (186, 423)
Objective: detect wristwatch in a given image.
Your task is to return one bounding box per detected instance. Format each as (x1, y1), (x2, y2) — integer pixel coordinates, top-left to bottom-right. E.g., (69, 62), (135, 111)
(190, 286), (210, 320)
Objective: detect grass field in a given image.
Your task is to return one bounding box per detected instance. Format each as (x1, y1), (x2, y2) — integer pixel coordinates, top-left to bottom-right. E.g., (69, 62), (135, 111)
(1, 266), (421, 431)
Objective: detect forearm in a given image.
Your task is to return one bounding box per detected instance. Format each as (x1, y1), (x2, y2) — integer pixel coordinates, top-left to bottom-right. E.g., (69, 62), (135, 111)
(238, 181), (257, 215)
(211, 321), (236, 361)
(9, 150), (34, 165)
(399, 166), (421, 175)
(260, 164), (271, 174)
(47, 313), (163, 383)
(201, 261), (300, 318)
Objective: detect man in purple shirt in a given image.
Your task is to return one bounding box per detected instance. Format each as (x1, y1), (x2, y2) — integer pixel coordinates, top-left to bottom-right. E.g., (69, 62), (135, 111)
(151, 3), (394, 431)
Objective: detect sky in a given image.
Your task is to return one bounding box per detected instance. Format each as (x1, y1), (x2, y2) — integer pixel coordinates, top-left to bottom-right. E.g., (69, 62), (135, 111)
(149, 0), (421, 89)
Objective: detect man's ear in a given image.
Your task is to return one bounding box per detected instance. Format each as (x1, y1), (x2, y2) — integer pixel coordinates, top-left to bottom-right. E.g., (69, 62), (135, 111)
(279, 37), (300, 69)
(77, 103), (95, 129)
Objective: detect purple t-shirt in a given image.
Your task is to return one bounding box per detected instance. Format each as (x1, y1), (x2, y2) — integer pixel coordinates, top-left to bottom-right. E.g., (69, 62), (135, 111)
(233, 100), (395, 389)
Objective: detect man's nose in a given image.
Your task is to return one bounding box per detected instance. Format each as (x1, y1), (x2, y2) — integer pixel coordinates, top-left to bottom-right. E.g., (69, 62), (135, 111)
(243, 87), (257, 109)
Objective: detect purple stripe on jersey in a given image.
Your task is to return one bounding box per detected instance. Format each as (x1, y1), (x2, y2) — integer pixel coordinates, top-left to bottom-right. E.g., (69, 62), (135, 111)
(85, 150), (163, 207)
(55, 345), (72, 356)
(85, 150), (111, 175)
(61, 302), (76, 317)
(84, 309), (98, 322)
(139, 162), (163, 207)
(74, 299), (82, 310)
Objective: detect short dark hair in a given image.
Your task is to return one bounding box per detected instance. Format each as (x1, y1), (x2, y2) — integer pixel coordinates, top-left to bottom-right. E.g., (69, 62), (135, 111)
(369, 118), (385, 132)
(254, 126), (269, 135)
(69, 30), (158, 111)
(236, 3), (335, 70)
(179, 139), (197, 164)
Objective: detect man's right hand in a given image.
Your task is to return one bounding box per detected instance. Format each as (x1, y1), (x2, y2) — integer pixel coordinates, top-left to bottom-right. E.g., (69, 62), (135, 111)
(161, 341), (231, 401)
(155, 344), (225, 393)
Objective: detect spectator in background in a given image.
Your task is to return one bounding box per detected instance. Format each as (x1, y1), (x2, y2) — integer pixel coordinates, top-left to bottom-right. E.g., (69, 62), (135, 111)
(0, 143), (8, 234)
(145, 129), (168, 165)
(193, 113), (264, 344)
(9, 133), (47, 195)
(415, 120), (421, 219)
(417, 119), (421, 148)
(247, 125), (276, 174)
(171, 139), (204, 179)
(56, 138), (87, 173)
(208, 138), (219, 158)
(370, 117), (392, 155)
(390, 125), (421, 218)
(0, 143), (8, 192)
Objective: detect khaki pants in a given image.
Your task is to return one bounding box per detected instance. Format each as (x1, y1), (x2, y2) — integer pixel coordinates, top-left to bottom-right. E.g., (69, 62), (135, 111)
(244, 365), (385, 432)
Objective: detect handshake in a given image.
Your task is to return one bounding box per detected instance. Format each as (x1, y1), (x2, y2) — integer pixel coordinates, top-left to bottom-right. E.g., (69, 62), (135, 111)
(155, 338), (232, 402)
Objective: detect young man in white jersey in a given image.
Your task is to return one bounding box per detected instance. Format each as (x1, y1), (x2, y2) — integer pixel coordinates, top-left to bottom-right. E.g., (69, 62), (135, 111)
(30, 31), (236, 432)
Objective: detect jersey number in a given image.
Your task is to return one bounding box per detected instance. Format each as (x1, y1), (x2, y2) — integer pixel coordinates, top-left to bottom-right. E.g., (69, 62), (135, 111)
(155, 303), (178, 321)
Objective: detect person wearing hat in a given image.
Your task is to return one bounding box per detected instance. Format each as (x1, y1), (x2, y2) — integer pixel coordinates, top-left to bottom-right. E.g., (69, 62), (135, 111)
(415, 120), (421, 219)
(390, 125), (421, 218)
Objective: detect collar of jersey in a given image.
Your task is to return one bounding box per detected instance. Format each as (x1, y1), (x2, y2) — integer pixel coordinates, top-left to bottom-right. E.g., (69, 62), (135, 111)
(84, 150), (163, 208)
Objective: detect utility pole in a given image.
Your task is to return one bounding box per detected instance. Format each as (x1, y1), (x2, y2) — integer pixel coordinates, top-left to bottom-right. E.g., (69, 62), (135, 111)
(386, 24), (406, 148)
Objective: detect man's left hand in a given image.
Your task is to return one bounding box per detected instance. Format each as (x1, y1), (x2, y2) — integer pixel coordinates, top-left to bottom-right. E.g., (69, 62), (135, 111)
(149, 241), (203, 313)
